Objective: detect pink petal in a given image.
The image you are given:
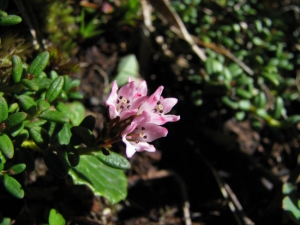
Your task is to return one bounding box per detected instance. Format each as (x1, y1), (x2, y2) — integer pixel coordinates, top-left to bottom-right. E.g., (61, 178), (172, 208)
(107, 105), (119, 119)
(122, 138), (137, 158)
(130, 96), (148, 110)
(121, 122), (137, 138)
(160, 98), (178, 114)
(118, 81), (136, 99)
(138, 86), (164, 114)
(106, 81), (118, 106)
(136, 80), (148, 96)
(132, 111), (151, 125)
(119, 109), (138, 120)
(136, 123), (168, 142)
(131, 141), (156, 153)
(149, 114), (180, 125)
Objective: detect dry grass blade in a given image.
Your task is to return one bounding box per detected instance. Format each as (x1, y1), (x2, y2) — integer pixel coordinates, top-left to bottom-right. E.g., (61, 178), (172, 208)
(148, 0), (207, 62)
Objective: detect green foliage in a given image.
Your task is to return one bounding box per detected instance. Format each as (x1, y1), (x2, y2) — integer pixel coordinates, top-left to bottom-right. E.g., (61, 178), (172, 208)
(48, 209), (66, 225)
(115, 54), (139, 87)
(0, 7), (22, 26)
(173, 0), (300, 135)
(70, 155), (128, 204)
(282, 183), (300, 224)
(0, 50), (129, 206)
(79, 8), (103, 39)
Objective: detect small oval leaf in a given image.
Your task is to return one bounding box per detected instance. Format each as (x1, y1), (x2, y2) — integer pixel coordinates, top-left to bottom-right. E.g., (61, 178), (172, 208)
(43, 151), (69, 178)
(49, 208), (66, 225)
(38, 111), (69, 123)
(0, 96), (8, 122)
(93, 149), (131, 170)
(9, 121), (24, 137)
(79, 115), (96, 131)
(3, 174), (24, 199)
(18, 95), (37, 114)
(33, 78), (52, 91)
(0, 14), (22, 26)
(0, 134), (14, 158)
(67, 148), (80, 167)
(45, 76), (64, 103)
(5, 112), (27, 129)
(36, 99), (50, 112)
(21, 79), (39, 91)
(0, 151), (6, 171)
(70, 126), (96, 147)
(29, 126), (50, 150)
(27, 51), (50, 77)
(12, 55), (23, 83)
(7, 163), (26, 175)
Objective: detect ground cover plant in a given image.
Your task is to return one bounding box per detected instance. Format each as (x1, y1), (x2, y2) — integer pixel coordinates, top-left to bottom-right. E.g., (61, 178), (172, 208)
(0, 0), (300, 224)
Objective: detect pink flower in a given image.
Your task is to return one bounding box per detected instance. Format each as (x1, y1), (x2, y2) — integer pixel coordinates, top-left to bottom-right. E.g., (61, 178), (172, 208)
(121, 111), (168, 157)
(138, 86), (180, 125)
(105, 78), (180, 157)
(105, 79), (148, 120)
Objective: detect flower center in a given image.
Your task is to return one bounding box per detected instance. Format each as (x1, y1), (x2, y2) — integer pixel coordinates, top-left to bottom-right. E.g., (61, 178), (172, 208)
(116, 96), (131, 112)
(153, 101), (164, 114)
(127, 126), (147, 144)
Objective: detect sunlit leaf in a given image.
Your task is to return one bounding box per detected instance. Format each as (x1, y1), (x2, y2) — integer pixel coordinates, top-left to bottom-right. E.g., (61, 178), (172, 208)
(69, 155), (127, 204)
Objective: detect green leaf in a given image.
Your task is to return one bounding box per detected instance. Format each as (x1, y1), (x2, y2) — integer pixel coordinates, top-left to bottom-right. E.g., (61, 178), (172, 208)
(0, 96), (8, 122)
(21, 79), (39, 91)
(7, 163), (26, 175)
(238, 100), (251, 111)
(48, 209), (66, 225)
(115, 54), (139, 86)
(283, 196), (300, 224)
(29, 126), (50, 150)
(68, 92), (84, 100)
(283, 182), (295, 195)
(235, 111), (245, 121)
(272, 96), (284, 119)
(8, 102), (19, 113)
(17, 95), (37, 114)
(67, 147), (80, 167)
(37, 99), (50, 112)
(0, 151), (6, 171)
(8, 121), (24, 137)
(5, 112), (27, 129)
(43, 151), (69, 178)
(0, 217), (11, 225)
(55, 102), (71, 117)
(12, 55), (23, 83)
(14, 129), (29, 147)
(45, 76), (64, 103)
(79, 115), (96, 131)
(0, 15), (22, 26)
(3, 174), (24, 199)
(56, 123), (72, 145)
(38, 110), (69, 123)
(70, 126), (95, 147)
(0, 134), (14, 158)
(70, 155), (128, 204)
(32, 78), (52, 91)
(68, 102), (85, 125)
(93, 149), (131, 170)
(27, 51), (50, 77)
(205, 58), (223, 75)
(284, 115), (300, 127)
(221, 96), (238, 110)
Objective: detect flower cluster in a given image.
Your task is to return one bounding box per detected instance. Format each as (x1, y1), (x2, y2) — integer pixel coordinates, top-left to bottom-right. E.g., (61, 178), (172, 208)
(105, 78), (180, 157)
